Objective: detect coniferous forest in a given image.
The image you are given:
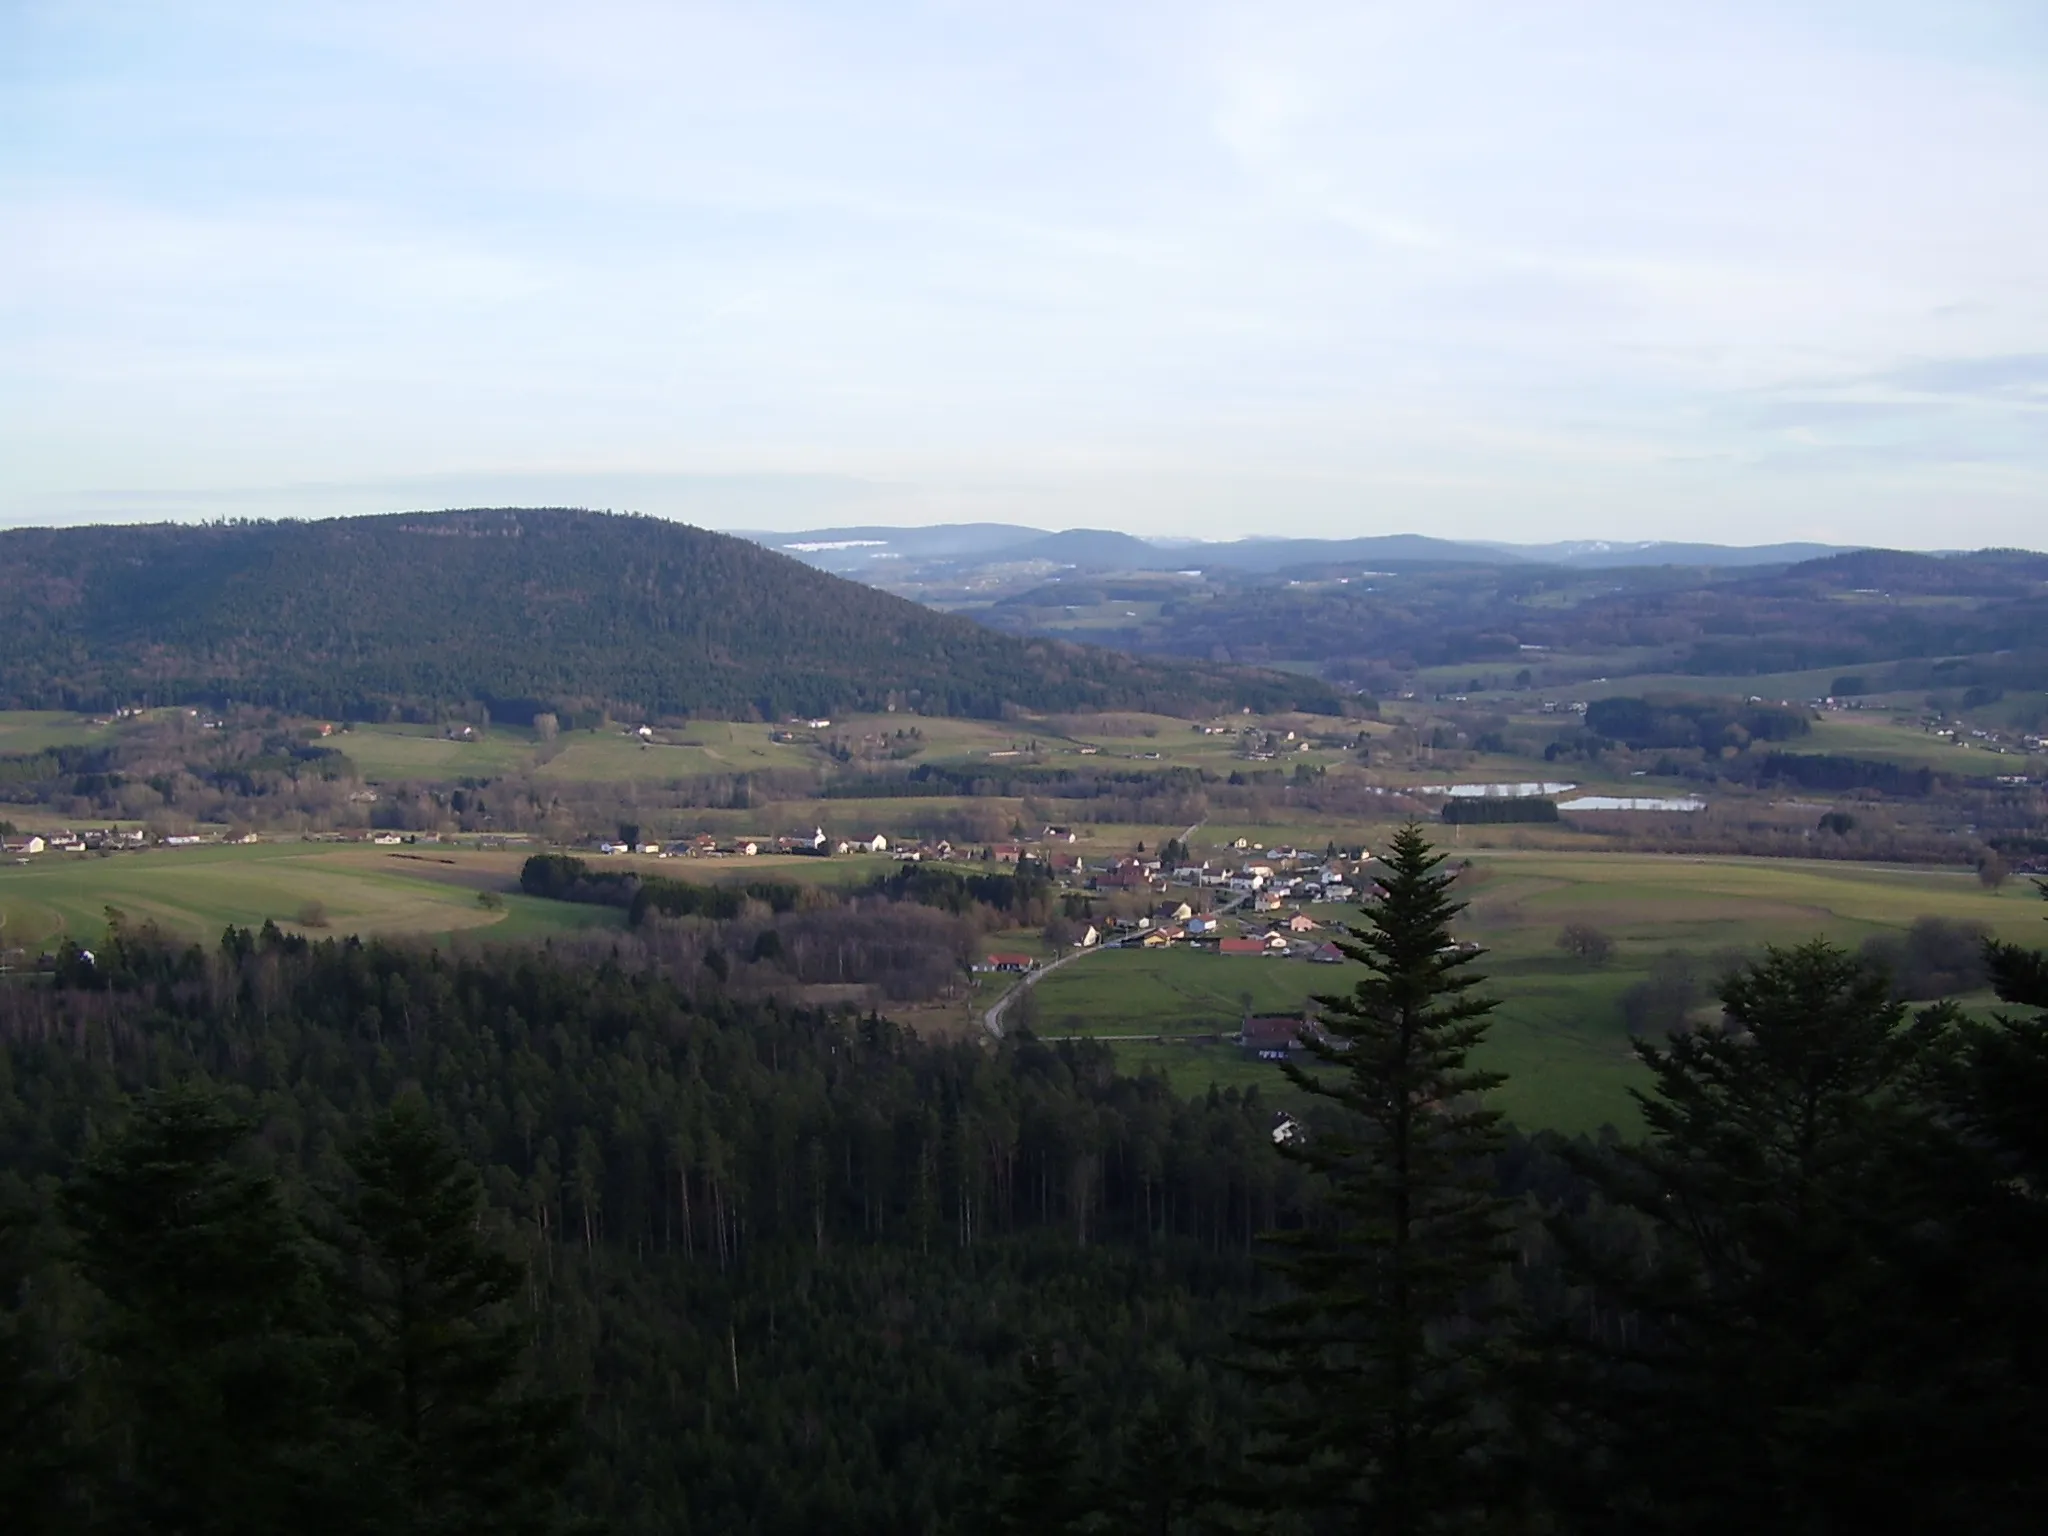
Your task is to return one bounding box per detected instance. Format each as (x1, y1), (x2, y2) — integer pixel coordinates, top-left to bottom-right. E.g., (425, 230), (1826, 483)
(3, 831), (2046, 1532)
(0, 510), (1333, 722)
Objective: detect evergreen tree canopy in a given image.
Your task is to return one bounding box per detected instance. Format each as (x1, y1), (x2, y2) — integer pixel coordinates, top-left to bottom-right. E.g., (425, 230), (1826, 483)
(1244, 825), (1512, 1532)
(331, 1094), (573, 1536)
(63, 1082), (339, 1535)
(1547, 941), (2014, 1533)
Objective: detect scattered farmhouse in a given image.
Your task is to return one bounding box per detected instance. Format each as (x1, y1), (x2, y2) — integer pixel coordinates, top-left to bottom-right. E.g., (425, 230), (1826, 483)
(1239, 1013), (1320, 1060)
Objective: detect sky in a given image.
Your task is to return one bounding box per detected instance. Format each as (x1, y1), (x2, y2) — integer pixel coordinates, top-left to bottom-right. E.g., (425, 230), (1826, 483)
(4, 1), (2046, 546)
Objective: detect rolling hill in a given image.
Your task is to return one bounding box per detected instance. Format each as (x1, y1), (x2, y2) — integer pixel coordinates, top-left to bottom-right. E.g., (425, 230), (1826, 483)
(0, 509), (1337, 721)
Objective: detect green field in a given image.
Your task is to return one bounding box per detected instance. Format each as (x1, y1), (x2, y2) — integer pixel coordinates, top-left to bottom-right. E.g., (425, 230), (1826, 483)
(1795, 714), (2040, 772)
(0, 842), (621, 952)
(0, 710), (123, 753)
(1026, 851), (2046, 1134)
(334, 725), (541, 779)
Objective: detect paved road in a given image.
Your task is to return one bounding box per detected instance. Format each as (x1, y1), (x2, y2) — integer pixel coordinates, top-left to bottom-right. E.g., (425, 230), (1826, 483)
(983, 944), (1108, 1038)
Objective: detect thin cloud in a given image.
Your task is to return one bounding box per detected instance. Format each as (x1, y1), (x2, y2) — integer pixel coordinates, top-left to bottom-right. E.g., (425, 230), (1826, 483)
(3, 1), (2046, 546)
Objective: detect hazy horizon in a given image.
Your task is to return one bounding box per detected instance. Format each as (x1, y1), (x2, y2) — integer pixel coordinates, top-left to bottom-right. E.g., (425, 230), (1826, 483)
(7, 3), (2046, 546)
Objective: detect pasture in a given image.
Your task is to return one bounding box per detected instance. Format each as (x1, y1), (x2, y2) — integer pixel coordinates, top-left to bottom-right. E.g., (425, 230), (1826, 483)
(1794, 714), (2037, 773)
(333, 725), (540, 779)
(0, 842), (621, 952)
(0, 711), (123, 754)
(1027, 851), (2046, 1134)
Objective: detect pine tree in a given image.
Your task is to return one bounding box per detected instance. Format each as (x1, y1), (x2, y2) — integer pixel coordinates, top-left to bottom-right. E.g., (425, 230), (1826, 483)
(329, 1093), (574, 1536)
(1547, 941), (1953, 1533)
(1976, 877), (2048, 1183)
(0, 1201), (74, 1534)
(1242, 824), (1512, 1532)
(63, 1081), (338, 1534)
(1101, 1386), (1222, 1536)
(1913, 881), (2048, 1534)
(987, 1346), (1092, 1535)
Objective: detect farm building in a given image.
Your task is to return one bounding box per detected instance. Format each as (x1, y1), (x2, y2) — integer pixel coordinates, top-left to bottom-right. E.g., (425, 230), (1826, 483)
(1240, 1013), (1316, 1060)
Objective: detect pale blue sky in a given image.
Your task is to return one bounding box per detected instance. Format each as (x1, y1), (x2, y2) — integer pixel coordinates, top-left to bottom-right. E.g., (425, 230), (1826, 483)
(4, 1), (2045, 544)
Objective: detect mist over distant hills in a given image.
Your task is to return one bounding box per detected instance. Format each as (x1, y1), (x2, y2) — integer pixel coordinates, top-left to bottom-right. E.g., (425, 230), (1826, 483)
(738, 525), (1862, 581)
(728, 522), (2048, 688)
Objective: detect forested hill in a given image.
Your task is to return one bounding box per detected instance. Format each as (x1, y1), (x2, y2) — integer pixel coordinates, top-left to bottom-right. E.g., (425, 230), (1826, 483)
(0, 509), (1333, 721)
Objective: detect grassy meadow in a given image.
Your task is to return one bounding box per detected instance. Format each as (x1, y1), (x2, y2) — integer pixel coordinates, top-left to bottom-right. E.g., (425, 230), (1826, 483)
(1795, 714), (2036, 772)
(0, 711), (123, 754)
(0, 841), (622, 953)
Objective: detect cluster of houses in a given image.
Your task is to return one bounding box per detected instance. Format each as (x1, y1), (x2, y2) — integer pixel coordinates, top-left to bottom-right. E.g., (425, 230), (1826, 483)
(1, 827), (526, 861)
(596, 828), (901, 859)
(1110, 902), (1347, 963)
(1086, 846), (1360, 907)
(3, 827), (150, 859)
(1920, 716), (2047, 760)
(590, 824), (1105, 865)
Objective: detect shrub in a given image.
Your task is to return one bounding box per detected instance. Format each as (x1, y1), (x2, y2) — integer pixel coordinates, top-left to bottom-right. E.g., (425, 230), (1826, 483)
(1556, 923), (1614, 965)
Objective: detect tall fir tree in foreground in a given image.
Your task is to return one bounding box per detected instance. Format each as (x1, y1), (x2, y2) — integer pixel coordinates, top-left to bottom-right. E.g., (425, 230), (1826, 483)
(1929, 878), (2048, 1533)
(1243, 824), (1513, 1533)
(0, 1201), (74, 1535)
(63, 1081), (340, 1535)
(1546, 941), (1963, 1533)
(1976, 875), (2048, 1199)
(329, 1093), (574, 1536)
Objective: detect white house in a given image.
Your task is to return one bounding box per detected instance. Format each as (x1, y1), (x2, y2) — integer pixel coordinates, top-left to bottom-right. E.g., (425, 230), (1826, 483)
(1078, 924), (1100, 948)
(1, 834), (44, 855)
(864, 833), (889, 853)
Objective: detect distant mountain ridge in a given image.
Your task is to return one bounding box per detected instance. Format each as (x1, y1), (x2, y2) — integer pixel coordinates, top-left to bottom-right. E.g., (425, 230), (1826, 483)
(741, 524), (1872, 578)
(0, 510), (1335, 720)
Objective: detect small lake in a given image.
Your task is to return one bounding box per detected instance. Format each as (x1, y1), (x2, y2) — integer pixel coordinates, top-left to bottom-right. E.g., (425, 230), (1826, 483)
(1558, 795), (1707, 812)
(1414, 781), (1578, 798)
